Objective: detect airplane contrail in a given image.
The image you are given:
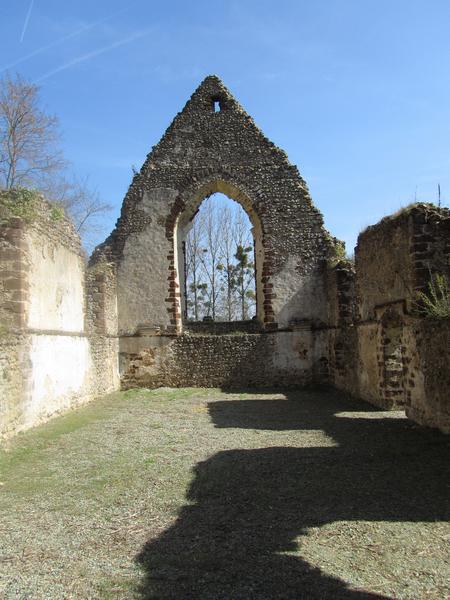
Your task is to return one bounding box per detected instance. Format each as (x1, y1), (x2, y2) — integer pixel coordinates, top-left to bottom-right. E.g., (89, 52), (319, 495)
(20, 0), (35, 43)
(1, 3), (137, 73)
(35, 29), (150, 83)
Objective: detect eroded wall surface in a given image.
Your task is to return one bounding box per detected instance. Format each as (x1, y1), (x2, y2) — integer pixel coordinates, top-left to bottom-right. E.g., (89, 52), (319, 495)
(0, 200), (119, 439)
(327, 204), (450, 433)
(88, 75), (341, 390)
(406, 320), (450, 432)
(27, 228), (85, 332)
(119, 328), (328, 390)
(92, 75), (338, 336)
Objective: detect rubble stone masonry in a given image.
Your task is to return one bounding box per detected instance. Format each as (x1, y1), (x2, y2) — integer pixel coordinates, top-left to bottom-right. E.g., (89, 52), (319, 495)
(1, 77), (449, 437)
(0, 198), (119, 439)
(328, 204), (450, 432)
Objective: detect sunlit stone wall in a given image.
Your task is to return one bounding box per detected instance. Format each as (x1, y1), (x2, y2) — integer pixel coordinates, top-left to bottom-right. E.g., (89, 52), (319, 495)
(0, 199), (119, 439)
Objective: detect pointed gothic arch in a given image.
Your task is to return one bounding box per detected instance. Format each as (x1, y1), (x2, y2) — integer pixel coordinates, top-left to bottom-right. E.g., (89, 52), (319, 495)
(172, 179), (264, 329)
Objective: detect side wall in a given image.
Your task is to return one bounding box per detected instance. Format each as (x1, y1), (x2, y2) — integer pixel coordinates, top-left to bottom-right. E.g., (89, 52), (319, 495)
(327, 204), (450, 433)
(406, 320), (450, 432)
(0, 201), (119, 439)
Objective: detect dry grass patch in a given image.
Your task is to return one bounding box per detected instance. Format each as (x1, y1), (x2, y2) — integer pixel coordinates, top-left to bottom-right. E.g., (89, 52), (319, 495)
(0, 387), (449, 599)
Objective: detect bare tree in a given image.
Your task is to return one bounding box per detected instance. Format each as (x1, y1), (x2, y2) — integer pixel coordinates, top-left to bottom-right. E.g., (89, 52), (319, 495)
(232, 209), (256, 319)
(0, 73), (65, 190)
(185, 195), (256, 322)
(185, 215), (206, 320)
(0, 73), (111, 250)
(217, 205), (238, 321)
(197, 200), (222, 320)
(234, 243), (256, 319)
(53, 176), (111, 250)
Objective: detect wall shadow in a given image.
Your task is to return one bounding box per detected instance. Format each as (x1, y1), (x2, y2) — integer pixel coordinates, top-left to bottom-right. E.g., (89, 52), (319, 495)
(136, 389), (449, 599)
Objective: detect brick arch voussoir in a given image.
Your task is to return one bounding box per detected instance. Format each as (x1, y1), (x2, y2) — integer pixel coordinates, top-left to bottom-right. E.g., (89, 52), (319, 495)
(164, 171), (276, 329)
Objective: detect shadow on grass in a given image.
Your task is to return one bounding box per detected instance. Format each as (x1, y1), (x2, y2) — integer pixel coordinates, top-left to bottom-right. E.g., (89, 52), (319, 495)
(136, 389), (450, 599)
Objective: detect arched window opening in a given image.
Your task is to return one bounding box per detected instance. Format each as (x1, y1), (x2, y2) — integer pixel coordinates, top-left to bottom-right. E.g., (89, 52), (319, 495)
(181, 193), (256, 322)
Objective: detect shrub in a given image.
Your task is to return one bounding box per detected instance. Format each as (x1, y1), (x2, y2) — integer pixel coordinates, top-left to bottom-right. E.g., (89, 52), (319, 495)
(0, 187), (40, 223)
(416, 273), (450, 319)
(327, 239), (347, 267)
(50, 205), (65, 221)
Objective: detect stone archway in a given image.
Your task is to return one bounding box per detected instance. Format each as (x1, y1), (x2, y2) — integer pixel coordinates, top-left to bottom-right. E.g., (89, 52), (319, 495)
(168, 179), (266, 331)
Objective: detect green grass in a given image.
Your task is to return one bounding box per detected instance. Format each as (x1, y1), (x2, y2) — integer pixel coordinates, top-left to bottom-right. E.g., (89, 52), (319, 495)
(0, 387), (448, 599)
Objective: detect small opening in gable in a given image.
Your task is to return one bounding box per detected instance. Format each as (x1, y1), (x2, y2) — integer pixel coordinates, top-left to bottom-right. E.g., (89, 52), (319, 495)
(212, 98), (222, 112)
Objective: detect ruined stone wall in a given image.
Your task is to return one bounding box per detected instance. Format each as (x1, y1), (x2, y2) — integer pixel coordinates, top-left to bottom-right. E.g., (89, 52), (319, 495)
(119, 329), (328, 390)
(356, 216), (414, 320)
(328, 204), (450, 433)
(86, 75), (340, 394)
(356, 204), (450, 319)
(0, 199), (119, 439)
(183, 320), (263, 335)
(326, 261), (358, 394)
(0, 215), (33, 438)
(86, 261), (118, 336)
(405, 319), (450, 432)
(92, 76), (337, 337)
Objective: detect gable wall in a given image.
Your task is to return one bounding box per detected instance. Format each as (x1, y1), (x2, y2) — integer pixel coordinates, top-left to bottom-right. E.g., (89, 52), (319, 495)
(92, 76), (336, 335)
(327, 204), (450, 433)
(90, 76), (337, 389)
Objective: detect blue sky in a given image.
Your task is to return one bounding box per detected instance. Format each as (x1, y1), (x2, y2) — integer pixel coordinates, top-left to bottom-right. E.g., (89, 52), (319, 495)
(1, 0), (450, 253)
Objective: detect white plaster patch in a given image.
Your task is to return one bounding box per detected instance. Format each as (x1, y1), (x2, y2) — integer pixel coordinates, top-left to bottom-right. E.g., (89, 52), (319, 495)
(27, 231), (85, 332)
(25, 335), (92, 429)
(118, 228), (173, 334)
(273, 331), (312, 370)
(273, 257), (326, 327)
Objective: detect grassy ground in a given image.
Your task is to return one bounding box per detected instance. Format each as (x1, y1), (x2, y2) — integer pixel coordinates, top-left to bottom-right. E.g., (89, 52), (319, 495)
(0, 387), (449, 599)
